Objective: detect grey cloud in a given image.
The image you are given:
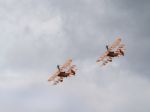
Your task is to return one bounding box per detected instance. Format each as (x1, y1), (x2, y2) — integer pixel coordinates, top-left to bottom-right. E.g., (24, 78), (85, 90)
(0, 0), (68, 72)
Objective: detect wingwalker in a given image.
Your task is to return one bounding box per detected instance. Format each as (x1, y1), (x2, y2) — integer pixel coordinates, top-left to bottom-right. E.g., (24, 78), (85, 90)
(96, 38), (125, 66)
(48, 59), (77, 85)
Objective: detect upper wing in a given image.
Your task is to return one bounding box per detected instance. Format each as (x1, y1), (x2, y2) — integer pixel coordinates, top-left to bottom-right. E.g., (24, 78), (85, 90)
(109, 37), (121, 51)
(60, 59), (72, 69)
(48, 59), (72, 81)
(96, 38), (122, 63)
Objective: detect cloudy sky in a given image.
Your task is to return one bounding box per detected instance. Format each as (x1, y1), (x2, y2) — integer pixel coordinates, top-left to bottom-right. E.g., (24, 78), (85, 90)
(0, 0), (150, 112)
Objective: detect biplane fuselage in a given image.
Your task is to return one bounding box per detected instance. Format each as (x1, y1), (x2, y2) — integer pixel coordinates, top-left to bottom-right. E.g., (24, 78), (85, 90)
(107, 51), (118, 57)
(58, 72), (69, 77)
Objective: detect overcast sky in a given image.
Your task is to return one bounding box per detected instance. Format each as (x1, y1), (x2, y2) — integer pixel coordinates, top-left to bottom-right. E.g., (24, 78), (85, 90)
(0, 0), (150, 112)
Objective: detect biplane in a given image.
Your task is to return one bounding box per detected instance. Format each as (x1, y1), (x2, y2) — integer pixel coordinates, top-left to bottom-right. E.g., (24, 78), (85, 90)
(96, 38), (125, 66)
(48, 59), (77, 85)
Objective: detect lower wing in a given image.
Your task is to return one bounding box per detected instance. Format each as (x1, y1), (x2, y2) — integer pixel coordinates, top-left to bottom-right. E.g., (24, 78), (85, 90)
(48, 70), (60, 81)
(101, 56), (113, 66)
(52, 77), (63, 85)
(96, 51), (108, 63)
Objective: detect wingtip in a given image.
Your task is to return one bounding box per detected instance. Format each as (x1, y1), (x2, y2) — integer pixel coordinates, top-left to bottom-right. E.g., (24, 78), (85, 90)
(116, 37), (122, 41)
(48, 78), (51, 81)
(67, 58), (73, 62)
(96, 61), (100, 64)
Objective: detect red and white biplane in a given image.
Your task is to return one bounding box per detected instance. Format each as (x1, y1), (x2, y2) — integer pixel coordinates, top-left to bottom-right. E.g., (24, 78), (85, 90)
(48, 59), (77, 85)
(96, 38), (125, 66)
